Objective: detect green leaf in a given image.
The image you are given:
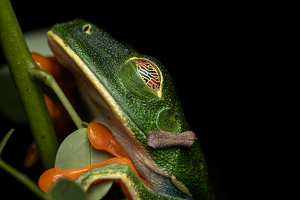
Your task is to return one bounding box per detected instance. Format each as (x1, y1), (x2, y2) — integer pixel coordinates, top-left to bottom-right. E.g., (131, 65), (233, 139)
(55, 128), (113, 200)
(0, 129), (14, 156)
(23, 28), (53, 56)
(50, 178), (87, 200)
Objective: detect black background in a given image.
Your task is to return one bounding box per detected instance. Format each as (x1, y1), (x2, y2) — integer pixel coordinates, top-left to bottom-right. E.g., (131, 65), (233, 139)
(0, 1), (294, 199)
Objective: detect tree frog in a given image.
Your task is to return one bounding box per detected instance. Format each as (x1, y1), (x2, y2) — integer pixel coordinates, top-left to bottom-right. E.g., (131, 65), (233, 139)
(46, 19), (213, 200)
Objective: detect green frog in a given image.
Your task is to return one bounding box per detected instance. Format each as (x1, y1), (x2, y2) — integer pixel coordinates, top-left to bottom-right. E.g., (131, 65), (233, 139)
(47, 19), (213, 200)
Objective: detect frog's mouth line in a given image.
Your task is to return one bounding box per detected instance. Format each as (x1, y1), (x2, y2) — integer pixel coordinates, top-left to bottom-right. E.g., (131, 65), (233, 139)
(47, 30), (170, 179)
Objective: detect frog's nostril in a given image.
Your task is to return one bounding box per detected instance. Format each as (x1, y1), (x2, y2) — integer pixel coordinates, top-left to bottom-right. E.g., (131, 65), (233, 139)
(83, 24), (92, 34)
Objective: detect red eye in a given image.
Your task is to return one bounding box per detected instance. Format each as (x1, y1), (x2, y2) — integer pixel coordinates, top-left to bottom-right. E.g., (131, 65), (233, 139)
(134, 59), (161, 92)
(122, 57), (163, 98)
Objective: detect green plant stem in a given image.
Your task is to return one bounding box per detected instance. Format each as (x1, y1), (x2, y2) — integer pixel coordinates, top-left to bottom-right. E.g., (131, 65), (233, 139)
(0, 130), (47, 199)
(0, 159), (47, 199)
(0, 0), (59, 169)
(29, 69), (86, 129)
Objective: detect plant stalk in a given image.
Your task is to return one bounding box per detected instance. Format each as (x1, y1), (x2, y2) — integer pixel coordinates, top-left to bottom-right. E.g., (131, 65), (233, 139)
(0, 130), (47, 199)
(0, 159), (47, 199)
(29, 69), (86, 129)
(0, 0), (59, 169)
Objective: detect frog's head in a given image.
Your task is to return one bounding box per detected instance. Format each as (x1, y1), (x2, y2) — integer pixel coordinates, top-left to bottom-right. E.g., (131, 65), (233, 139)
(48, 19), (212, 200)
(48, 19), (191, 144)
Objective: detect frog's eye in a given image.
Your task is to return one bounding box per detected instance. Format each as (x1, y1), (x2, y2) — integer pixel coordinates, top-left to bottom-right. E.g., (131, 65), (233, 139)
(135, 59), (161, 92)
(120, 58), (163, 99)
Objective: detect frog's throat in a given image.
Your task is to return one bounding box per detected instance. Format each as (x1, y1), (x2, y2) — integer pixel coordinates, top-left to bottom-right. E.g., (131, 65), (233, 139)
(47, 30), (169, 178)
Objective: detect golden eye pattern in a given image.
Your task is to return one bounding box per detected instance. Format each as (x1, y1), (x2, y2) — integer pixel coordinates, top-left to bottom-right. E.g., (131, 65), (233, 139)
(134, 59), (161, 92)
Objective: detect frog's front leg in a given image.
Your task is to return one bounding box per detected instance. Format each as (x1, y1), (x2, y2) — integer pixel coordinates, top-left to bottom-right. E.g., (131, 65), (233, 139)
(76, 163), (187, 200)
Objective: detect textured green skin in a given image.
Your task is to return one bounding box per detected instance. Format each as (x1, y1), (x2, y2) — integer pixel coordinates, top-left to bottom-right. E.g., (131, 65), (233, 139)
(51, 19), (213, 200)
